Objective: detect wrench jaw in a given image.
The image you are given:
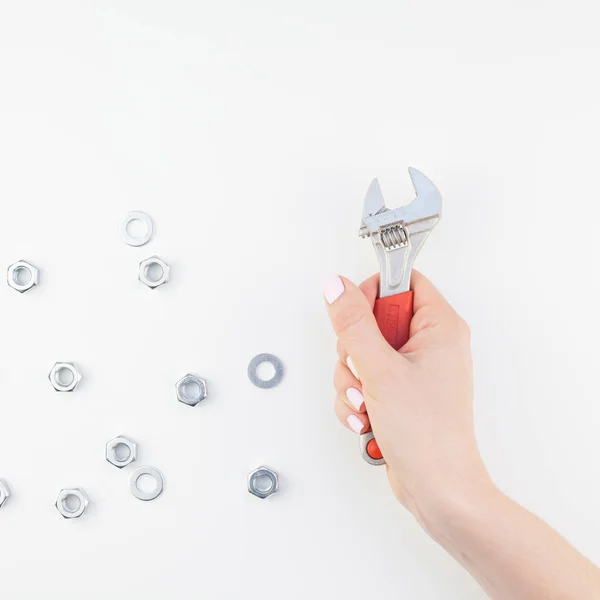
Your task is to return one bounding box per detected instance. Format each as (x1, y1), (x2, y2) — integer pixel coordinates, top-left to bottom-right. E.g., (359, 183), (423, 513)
(360, 168), (442, 298)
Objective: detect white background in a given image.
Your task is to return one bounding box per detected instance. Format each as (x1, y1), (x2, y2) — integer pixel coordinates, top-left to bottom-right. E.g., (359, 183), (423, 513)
(1, 1), (600, 598)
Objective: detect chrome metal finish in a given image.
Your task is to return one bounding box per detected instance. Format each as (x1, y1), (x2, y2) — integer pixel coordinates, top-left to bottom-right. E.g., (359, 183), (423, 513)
(138, 256), (170, 289)
(248, 466), (279, 499)
(120, 211), (154, 247)
(359, 168), (442, 298)
(380, 224), (408, 250)
(0, 479), (11, 508)
(176, 374), (207, 407)
(49, 362), (82, 392)
(7, 260), (38, 293)
(55, 488), (90, 519)
(106, 435), (138, 469)
(130, 466), (164, 502)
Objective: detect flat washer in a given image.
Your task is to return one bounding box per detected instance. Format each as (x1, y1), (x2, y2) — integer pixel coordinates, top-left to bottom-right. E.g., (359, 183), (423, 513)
(130, 466), (164, 501)
(120, 211), (155, 247)
(248, 353), (284, 389)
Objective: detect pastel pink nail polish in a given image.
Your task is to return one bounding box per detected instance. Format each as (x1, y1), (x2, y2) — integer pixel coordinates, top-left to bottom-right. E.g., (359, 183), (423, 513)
(346, 388), (364, 411)
(322, 274), (345, 304)
(347, 414), (364, 434)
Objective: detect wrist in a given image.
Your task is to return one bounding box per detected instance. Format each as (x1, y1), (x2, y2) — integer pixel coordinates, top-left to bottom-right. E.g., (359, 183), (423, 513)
(411, 473), (500, 544)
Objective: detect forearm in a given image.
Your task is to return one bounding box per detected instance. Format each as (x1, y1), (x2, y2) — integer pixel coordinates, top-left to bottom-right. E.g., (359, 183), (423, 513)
(323, 273), (599, 597)
(423, 483), (600, 600)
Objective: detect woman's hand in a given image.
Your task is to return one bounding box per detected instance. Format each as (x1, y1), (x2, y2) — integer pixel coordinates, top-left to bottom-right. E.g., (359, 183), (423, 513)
(323, 271), (600, 600)
(323, 270), (491, 530)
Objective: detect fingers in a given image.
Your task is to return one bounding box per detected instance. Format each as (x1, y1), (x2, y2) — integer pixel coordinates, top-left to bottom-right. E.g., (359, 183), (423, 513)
(333, 361), (366, 413)
(322, 274), (397, 382)
(333, 360), (369, 434)
(335, 338), (361, 378)
(334, 394), (370, 434)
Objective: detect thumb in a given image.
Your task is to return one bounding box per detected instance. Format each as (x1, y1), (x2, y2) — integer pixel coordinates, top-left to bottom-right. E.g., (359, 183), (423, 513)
(322, 274), (397, 381)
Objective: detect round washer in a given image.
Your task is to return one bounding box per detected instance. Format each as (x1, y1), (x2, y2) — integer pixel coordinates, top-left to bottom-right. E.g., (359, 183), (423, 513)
(130, 466), (164, 501)
(120, 211), (155, 247)
(247, 353), (284, 389)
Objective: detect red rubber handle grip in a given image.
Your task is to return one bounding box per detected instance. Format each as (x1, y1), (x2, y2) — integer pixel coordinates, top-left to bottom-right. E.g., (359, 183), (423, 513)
(362, 291), (414, 465)
(373, 291), (414, 351)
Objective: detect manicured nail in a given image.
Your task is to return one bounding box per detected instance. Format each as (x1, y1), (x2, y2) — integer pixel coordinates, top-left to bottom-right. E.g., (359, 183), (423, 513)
(346, 388), (364, 411)
(347, 414), (364, 434)
(347, 357), (360, 381)
(322, 274), (345, 304)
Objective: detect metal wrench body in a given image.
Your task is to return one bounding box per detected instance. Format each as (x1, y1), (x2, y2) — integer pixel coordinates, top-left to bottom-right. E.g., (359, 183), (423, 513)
(358, 168), (442, 465)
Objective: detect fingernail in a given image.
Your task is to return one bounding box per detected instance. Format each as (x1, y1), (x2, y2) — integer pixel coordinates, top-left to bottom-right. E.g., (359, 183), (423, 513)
(322, 274), (345, 304)
(347, 357), (360, 380)
(346, 388), (364, 411)
(347, 414), (364, 434)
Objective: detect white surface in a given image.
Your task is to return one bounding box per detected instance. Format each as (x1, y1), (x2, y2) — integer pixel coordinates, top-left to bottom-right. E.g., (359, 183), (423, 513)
(1, 2), (600, 599)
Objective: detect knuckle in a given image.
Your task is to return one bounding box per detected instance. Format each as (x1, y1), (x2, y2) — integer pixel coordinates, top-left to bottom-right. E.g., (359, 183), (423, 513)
(333, 360), (356, 392)
(333, 394), (345, 418)
(333, 362), (343, 389)
(455, 315), (471, 341)
(333, 307), (368, 338)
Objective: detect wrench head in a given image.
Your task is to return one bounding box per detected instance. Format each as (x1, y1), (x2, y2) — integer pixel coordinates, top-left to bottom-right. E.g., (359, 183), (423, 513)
(360, 168), (442, 297)
(359, 168), (442, 237)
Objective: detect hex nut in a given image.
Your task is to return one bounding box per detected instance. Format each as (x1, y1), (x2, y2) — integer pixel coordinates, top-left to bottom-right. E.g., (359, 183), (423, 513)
(176, 374), (207, 407)
(0, 479), (11, 508)
(248, 466), (279, 500)
(105, 435), (138, 469)
(55, 488), (90, 519)
(139, 256), (170, 289)
(49, 362), (82, 392)
(7, 260), (38, 293)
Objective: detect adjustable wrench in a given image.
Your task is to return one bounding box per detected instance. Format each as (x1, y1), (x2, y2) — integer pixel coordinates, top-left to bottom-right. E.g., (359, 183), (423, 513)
(358, 168), (442, 465)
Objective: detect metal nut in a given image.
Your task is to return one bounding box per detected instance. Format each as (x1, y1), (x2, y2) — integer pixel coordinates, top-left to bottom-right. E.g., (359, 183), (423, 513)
(139, 256), (170, 289)
(7, 260), (38, 293)
(0, 479), (11, 508)
(176, 374), (207, 407)
(49, 362), (82, 392)
(105, 435), (137, 469)
(248, 466), (279, 500)
(55, 488), (90, 519)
